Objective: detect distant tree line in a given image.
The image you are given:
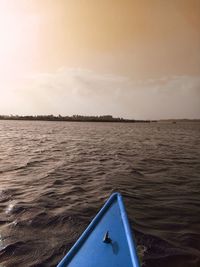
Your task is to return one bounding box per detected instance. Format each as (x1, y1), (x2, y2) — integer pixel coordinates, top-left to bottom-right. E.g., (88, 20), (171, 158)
(0, 114), (155, 123)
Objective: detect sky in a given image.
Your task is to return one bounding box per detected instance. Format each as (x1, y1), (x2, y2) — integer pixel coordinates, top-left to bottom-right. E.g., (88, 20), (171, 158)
(0, 0), (199, 119)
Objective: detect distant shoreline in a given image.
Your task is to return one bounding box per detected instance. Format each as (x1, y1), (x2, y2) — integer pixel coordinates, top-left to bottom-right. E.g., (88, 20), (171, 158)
(0, 115), (199, 123)
(0, 115), (154, 123)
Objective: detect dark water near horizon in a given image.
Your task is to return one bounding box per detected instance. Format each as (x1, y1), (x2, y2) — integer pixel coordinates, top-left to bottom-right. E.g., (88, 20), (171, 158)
(0, 120), (200, 267)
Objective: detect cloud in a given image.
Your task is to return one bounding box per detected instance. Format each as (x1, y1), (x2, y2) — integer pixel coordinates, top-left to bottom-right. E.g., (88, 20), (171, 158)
(0, 68), (200, 119)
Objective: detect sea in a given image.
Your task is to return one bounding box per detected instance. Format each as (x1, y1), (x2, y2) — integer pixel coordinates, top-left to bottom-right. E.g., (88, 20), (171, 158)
(0, 120), (200, 267)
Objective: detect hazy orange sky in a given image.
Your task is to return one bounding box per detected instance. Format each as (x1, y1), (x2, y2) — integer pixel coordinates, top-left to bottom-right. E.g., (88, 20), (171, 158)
(0, 0), (199, 119)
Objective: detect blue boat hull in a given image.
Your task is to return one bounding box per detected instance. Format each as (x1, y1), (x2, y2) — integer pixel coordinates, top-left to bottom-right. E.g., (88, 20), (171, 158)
(57, 193), (140, 267)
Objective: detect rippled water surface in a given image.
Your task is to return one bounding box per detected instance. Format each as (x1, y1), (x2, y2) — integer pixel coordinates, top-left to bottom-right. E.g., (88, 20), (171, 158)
(0, 120), (200, 267)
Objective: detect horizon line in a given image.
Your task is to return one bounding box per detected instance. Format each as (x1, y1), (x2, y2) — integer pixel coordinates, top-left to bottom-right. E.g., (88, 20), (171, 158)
(0, 114), (199, 122)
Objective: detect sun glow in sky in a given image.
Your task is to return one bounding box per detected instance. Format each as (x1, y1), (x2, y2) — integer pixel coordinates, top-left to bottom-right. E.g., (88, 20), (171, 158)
(0, 0), (200, 119)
